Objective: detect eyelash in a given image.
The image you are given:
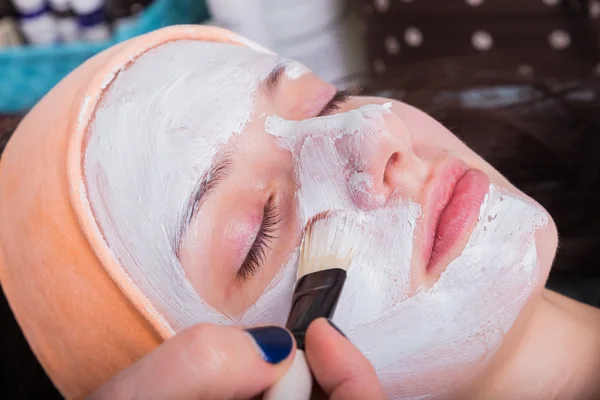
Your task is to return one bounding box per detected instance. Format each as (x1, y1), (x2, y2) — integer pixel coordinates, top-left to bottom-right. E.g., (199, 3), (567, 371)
(319, 89), (351, 116)
(238, 197), (282, 280)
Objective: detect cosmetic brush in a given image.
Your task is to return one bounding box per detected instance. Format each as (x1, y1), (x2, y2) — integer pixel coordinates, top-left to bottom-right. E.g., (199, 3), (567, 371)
(264, 210), (356, 400)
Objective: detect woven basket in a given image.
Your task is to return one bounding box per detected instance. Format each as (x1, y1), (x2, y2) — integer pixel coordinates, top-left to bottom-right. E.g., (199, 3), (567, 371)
(0, 0), (209, 113)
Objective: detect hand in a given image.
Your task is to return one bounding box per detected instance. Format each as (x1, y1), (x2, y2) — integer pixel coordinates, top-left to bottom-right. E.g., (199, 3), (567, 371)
(89, 319), (386, 400)
(306, 318), (387, 400)
(89, 324), (295, 400)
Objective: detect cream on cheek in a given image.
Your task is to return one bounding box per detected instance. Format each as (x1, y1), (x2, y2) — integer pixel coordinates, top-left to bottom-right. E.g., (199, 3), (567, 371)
(264, 104), (549, 399)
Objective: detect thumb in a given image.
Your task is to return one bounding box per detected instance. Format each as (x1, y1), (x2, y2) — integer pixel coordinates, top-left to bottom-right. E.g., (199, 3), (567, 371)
(306, 318), (387, 400)
(90, 324), (295, 400)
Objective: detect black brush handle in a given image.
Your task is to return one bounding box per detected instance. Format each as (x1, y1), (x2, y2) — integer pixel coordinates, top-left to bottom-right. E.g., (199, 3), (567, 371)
(286, 268), (347, 350)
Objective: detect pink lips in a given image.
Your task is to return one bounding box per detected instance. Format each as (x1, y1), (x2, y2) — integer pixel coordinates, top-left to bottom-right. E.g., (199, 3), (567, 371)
(422, 159), (490, 273)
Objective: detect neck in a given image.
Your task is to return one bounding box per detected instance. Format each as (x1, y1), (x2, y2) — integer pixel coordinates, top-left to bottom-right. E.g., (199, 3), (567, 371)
(469, 289), (600, 400)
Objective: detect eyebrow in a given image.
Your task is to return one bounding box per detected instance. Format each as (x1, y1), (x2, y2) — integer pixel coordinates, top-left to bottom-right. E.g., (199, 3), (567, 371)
(181, 154), (233, 232)
(261, 64), (286, 99)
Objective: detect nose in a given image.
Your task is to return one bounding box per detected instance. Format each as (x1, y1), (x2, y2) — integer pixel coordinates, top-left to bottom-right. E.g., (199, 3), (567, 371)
(350, 111), (428, 208)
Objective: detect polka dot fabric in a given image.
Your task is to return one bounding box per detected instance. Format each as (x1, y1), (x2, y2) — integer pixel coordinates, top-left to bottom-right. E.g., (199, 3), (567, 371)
(360, 0), (600, 80)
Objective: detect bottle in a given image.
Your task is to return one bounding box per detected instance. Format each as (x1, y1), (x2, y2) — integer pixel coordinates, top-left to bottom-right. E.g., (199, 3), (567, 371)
(11, 0), (58, 44)
(206, 0), (273, 49)
(48, 0), (77, 42)
(0, 0), (21, 46)
(70, 0), (109, 41)
(104, 0), (150, 32)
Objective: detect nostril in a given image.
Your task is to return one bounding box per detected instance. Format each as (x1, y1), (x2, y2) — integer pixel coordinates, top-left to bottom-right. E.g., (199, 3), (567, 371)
(383, 152), (401, 186)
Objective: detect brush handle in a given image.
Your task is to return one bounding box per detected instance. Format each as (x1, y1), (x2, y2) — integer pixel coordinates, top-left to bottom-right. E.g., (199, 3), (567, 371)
(264, 268), (347, 399)
(287, 268), (347, 349)
(263, 349), (312, 400)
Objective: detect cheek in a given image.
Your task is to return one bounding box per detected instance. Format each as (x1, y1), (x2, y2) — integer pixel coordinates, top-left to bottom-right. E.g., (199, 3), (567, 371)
(410, 118), (517, 196)
(411, 121), (470, 162)
(179, 213), (225, 308)
(387, 99), (472, 159)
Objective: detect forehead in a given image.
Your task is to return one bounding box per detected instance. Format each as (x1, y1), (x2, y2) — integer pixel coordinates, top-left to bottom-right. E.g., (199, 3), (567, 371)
(88, 39), (280, 183)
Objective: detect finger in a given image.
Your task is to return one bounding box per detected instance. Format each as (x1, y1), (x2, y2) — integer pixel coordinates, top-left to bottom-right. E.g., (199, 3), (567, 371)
(305, 318), (387, 400)
(90, 324), (295, 400)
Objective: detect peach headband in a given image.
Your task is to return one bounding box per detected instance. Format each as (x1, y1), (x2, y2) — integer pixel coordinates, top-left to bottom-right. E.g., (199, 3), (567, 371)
(0, 26), (254, 399)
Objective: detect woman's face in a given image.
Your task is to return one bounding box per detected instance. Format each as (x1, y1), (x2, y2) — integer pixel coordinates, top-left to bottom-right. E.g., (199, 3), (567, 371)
(84, 40), (557, 398)
(177, 64), (557, 316)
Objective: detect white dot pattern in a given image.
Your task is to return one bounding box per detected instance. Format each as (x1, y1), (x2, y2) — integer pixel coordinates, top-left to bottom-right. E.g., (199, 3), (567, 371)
(385, 35), (401, 55)
(374, 0), (389, 12)
(366, 3), (600, 76)
(373, 59), (386, 74)
(404, 26), (423, 47)
(590, 1), (600, 18)
(518, 64), (534, 76)
(472, 30), (493, 51)
(466, 0), (484, 6)
(549, 30), (570, 49)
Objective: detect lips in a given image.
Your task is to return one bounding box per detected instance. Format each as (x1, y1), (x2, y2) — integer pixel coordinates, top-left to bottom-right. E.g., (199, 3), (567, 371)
(422, 159), (490, 273)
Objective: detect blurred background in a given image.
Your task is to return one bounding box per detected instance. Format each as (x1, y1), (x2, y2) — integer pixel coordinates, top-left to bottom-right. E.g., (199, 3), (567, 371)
(2, 0), (600, 398)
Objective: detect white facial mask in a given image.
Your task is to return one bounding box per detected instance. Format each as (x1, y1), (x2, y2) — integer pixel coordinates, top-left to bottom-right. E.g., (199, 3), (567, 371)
(85, 40), (303, 331)
(85, 40), (548, 399)
(265, 104), (548, 398)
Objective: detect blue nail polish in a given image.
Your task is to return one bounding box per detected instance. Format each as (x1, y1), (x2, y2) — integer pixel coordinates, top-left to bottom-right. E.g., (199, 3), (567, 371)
(246, 326), (293, 364)
(327, 319), (347, 338)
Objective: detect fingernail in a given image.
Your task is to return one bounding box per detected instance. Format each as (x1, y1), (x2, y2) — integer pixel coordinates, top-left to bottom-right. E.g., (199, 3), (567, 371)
(327, 319), (347, 338)
(245, 326), (293, 364)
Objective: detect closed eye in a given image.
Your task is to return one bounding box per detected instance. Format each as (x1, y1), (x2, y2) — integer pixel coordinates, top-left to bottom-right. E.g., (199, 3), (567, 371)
(237, 196), (283, 280)
(318, 90), (351, 116)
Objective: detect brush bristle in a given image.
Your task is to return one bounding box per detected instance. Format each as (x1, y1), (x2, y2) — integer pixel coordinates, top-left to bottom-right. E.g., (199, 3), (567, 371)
(297, 210), (358, 279)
